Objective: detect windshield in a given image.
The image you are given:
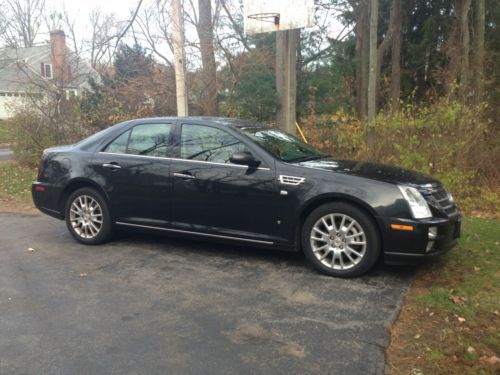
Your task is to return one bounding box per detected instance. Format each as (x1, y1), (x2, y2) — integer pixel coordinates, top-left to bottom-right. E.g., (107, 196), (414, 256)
(241, 127), (325, 163)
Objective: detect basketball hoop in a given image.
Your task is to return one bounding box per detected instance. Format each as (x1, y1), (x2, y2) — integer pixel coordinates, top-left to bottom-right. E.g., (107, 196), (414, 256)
(244, 0), (313, 35)
(247, 12), (280, 29)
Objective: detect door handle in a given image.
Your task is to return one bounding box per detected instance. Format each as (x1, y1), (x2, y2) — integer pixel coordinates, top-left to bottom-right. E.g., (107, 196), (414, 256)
(173, 172), (196, 180)
(102, 163), (122, 170)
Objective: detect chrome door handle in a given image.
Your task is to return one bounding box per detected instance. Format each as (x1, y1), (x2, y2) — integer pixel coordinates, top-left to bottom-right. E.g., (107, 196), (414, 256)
(173, 172), (195, 180)
(102, 163), (121, 170)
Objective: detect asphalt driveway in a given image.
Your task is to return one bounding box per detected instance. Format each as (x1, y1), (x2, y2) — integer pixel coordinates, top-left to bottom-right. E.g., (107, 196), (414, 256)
(0, 147), (13, 161)
(0, 212), (413, 374)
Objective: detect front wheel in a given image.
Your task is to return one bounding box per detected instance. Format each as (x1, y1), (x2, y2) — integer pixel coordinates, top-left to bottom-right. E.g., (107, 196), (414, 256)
(302, 202), (380, 278)
(65, 187), (113, 245)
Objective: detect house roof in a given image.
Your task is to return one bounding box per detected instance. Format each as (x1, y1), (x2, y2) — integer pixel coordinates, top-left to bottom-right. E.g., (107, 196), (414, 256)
(0, 44), (100, 93)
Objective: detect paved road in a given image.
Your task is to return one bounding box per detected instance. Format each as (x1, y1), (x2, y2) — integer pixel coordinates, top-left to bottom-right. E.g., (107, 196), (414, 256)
(0, 213), (413, 374)
(0, 147), (13, 161)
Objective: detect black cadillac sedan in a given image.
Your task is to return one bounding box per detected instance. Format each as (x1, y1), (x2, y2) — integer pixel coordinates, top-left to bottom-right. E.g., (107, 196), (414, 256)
(32, 117), (461, 277)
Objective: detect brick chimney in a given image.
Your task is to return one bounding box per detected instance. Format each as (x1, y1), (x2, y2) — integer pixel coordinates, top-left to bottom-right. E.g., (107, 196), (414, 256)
(50, 30), (70, 82)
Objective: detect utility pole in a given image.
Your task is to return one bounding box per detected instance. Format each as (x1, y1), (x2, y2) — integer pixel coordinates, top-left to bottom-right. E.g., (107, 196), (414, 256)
(171, 0), (188, 116)
(276, 29), (299, 135)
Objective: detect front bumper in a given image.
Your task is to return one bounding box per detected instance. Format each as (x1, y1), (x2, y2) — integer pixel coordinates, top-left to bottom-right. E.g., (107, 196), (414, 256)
(379, 214), (462, 264)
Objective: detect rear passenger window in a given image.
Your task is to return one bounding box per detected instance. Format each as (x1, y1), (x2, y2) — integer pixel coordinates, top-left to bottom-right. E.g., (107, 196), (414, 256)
(104, 130), (130, 154)
(103, 123), (172, 157)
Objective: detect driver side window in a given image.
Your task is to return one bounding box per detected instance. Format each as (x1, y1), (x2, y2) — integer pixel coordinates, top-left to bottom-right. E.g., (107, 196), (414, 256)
(180, 125), (248, 163)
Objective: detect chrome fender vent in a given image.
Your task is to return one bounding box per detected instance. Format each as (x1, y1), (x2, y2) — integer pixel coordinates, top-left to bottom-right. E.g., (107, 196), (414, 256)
(279, 175), (306, 186)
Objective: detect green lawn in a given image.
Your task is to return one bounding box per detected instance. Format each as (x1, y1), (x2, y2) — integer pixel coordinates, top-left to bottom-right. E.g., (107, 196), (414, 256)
(389, 218), (500, 374)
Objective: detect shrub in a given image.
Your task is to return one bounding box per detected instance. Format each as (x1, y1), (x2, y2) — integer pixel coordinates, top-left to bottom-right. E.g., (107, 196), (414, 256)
(302, 98), (499, 216)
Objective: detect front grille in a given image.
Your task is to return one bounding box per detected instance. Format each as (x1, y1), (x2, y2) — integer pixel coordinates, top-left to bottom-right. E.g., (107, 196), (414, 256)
(421, 187), (458, 216)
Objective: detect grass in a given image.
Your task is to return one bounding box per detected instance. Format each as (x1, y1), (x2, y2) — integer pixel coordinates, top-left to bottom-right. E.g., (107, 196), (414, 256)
(0, 161), (37, 202)
(0, 120), (14, 144)
(388, 218), (500, 374)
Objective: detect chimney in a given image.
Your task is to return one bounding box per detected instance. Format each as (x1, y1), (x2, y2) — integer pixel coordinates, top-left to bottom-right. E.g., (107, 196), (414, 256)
(50, 30), (70, 82)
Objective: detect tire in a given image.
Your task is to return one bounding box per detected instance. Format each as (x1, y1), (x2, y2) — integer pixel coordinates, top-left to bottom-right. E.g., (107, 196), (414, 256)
(301, 202), (380, 278)
(65, 187), (113, 245)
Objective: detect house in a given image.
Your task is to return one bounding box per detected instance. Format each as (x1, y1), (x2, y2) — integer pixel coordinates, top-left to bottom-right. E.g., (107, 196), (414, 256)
(0, 30), (100, 119)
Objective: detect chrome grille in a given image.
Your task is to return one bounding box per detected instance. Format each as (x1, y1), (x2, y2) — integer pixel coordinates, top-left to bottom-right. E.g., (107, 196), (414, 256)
(421, 187), (458, 216)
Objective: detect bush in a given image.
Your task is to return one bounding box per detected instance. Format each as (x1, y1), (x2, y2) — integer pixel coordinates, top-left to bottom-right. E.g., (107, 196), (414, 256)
(302, 98), (499, 216)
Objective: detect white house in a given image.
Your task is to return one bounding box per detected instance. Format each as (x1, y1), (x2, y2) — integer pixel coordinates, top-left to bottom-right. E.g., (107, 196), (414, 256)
(0, 30), (100, 119)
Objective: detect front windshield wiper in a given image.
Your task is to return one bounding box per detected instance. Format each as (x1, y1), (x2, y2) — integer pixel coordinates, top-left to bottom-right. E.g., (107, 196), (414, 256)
(287, 154), (329, 163)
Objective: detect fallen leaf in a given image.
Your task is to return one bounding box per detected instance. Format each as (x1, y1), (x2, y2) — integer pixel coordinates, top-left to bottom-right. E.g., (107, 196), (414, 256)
(79, 273), (88, 277)
(414, 334), (421, 339)
(467, 346), (475, 354)
(27, 248), (35, 252)
(452, 355), (458, 361)
(480, 355), (500, 365)
(450, 295), (467, 305)
(494, 310), (499, 316)
(429, 312), (434, 317)
(474, 266), (480, 272)
(457, 316), (466, 323)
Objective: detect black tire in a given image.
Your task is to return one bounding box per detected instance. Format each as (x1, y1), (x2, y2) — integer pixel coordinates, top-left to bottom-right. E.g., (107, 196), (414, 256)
(301, 202), (380, 278)
(65, 187), (113, 245)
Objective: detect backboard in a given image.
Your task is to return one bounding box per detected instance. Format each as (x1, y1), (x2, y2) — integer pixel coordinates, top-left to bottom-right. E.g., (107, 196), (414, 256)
(244, 0), (315, 35)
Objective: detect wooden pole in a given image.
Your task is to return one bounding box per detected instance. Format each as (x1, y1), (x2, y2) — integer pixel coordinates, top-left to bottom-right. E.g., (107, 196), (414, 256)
(276, 29), (299, 134)
(171, 0), (188, 116)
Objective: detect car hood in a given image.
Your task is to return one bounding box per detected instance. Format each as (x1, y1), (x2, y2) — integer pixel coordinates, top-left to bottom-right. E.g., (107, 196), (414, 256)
(295, 158), (441, 187)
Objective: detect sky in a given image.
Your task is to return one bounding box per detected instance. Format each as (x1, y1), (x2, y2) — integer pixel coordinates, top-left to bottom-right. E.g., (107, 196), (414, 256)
(44, 0), (141, 36)
(36, 0), (346, 67)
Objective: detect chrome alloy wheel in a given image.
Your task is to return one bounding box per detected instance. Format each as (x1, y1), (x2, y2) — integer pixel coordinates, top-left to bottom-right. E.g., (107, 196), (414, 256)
(310, 214), (367, 270)
(69, 195), (103, 239)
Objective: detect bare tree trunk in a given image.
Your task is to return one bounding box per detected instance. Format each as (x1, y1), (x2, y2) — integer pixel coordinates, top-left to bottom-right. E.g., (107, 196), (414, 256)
(459, 0), (472, 99)
(367, 0), (379, 125)
(356, 0), (369, 120)
(197, 0), (218, 116)
(390, 0), (401, 111)
(473, 0), (485, 100)
(171, 0), (188, 116)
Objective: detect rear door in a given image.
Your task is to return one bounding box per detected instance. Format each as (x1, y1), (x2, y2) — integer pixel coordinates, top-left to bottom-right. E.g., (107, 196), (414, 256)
(170, 122), (283, 243)
(93, 121), (174, 226)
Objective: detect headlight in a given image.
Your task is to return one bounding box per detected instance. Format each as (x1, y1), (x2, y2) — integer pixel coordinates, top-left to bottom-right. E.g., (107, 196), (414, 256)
(398, 185), (432, 219)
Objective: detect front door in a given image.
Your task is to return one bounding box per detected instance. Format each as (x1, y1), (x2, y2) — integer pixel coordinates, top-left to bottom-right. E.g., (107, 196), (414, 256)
(170, 123), (284, 243)
(93, 122), (173, 226)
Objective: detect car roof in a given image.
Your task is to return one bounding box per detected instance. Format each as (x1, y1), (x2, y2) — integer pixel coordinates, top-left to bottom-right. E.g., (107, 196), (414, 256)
(131, 116), (263, 128)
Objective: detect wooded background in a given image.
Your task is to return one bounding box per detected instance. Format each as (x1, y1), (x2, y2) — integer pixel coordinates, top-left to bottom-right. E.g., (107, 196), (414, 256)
(1, 0), (499, 215)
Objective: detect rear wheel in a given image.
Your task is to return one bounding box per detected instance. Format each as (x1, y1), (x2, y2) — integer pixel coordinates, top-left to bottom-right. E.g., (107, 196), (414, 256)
(302, 202), (380, 277)
(65, 187), (113, 245)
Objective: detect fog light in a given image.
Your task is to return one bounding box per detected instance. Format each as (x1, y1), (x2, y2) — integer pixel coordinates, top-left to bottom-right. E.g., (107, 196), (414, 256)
(426, 227), (438, 253)
(426, 240), (434, 252)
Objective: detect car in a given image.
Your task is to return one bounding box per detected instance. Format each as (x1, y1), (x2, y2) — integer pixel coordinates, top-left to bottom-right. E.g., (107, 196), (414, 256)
(32, 117), (462, 277)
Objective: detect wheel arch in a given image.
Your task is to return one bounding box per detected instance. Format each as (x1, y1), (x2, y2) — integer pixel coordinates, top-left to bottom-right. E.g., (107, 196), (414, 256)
(296, 194), (384, 252)
(59, 178), (110, 218)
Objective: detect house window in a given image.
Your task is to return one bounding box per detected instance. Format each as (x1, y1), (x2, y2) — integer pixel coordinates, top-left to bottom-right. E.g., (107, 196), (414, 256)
(43, 63), (52, 78)
(65, 89), (78, 100)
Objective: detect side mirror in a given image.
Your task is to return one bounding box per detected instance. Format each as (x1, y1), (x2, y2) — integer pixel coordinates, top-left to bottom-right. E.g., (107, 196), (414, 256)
(230, 151), (261, 167)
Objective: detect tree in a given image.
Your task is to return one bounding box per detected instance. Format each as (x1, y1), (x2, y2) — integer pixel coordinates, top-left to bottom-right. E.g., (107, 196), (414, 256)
(473, 0), (485, 100)
(0, 0), (45, 47)
(196, 0), (218, 115)
(390, 0), (401, 110)
(367, 0), (379, 124)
